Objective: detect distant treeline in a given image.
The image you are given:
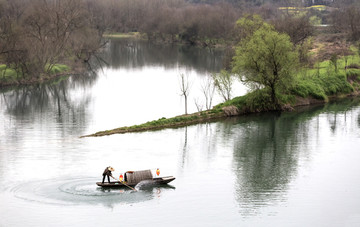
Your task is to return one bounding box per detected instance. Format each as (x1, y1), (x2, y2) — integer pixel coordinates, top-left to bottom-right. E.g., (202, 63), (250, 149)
(187, 0), (334, 7)
(1, 0), (360, 82)
(186, 0), (358, 7)
(93, 0), (312, 45)
(88, 0), (360, 44)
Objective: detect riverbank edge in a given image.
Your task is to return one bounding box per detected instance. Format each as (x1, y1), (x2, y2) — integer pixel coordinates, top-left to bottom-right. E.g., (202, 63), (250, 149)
(0, 64), (85, 89)
(80, 91), (360, 138)
(0, 72), (72, 88)
(103, 32), (229, 49)
(103, 32), (146, 39)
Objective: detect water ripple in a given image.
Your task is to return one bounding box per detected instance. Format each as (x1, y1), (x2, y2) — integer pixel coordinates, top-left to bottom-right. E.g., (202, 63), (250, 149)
(9, 177), (154, 206)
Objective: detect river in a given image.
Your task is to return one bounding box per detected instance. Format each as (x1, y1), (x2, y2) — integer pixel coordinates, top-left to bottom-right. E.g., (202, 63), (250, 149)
(0, 39), (360, 226)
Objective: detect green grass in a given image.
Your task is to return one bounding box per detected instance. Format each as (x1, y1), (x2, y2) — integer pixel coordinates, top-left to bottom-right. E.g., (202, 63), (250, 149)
(0, 64), (19, 83)
(48, 64), (70, 75)
(291, 74), (353, 101)
(292, 79), (327, 100)
(135, 115), (199, 127)
(83, 114), (214, 137)
(347, 68), (360, 80)
(1, 63), (70, 86)
(291, 53), (359, 101)
(214, 88), (276, 113)
(122, 115), (203, 131)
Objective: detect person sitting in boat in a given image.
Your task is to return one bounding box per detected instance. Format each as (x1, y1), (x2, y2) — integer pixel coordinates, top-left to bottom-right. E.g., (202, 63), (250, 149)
(102, 166), (115, 184)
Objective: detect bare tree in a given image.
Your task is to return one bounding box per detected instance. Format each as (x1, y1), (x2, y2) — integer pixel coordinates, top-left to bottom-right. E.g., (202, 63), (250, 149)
(200, 76), (215, 110)
(0, 0), (106, 80)
(194, 97), (203, 112)
(272, 14), (314, 45)
(330, 1), (360, 41)
(23, 0), (90, 75)
(179, 73), (191, 115)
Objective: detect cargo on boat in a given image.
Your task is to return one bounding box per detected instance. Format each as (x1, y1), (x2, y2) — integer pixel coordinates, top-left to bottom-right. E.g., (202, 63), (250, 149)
(96, 169), (175, 188)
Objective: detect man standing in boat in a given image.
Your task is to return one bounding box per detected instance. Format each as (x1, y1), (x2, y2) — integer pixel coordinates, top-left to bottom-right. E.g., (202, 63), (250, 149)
(102, 166), (115, 184)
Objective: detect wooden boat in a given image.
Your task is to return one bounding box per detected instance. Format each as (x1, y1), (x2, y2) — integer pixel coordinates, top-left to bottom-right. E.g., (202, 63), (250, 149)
(96, 176), (175, 188)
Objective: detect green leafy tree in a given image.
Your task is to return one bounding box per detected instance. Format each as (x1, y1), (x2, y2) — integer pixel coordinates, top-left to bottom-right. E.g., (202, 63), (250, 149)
(232, 18), (299, 108)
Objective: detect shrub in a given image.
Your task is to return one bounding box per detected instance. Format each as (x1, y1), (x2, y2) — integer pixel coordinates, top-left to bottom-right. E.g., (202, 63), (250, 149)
(291, 79), (327, 100)
(49, 64), (70, 75)
(346, 69), (360, 81)
(318, 73), (353, 95)
(218, 89), (276, 112)
(0, 65), (19, 83)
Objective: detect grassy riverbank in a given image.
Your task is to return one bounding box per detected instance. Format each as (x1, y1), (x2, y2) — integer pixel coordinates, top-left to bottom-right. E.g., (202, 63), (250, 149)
(81, 53), (360, 138)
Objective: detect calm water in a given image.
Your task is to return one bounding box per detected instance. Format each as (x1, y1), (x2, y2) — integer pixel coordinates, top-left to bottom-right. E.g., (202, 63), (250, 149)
(1, 39), (360, 226)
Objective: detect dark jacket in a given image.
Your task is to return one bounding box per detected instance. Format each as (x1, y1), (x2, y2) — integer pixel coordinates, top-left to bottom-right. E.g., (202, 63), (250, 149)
(103, 167), (113, 177)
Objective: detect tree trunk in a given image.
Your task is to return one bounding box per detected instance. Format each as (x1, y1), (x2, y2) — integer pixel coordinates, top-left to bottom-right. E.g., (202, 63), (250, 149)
(270, 84), (278, 110)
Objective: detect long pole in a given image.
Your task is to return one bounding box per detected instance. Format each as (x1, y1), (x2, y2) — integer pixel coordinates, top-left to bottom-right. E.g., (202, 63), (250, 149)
(111, 176), (137, 191)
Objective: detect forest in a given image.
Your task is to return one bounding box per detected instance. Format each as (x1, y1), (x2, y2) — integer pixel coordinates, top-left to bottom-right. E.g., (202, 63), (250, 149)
(0, 0), (360, 86)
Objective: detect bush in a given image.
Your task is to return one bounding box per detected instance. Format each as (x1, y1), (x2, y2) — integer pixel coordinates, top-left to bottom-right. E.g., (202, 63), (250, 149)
(291, 79), (327, 100)
(0, 65), (19, 83)
(346, 69), (360, 81)
(318, 73), (353, 95)
(291, 72), (353, 100)
(244, 89), (275, 112)
(218, 89), (276, 112)
(49, 64), (70, 75)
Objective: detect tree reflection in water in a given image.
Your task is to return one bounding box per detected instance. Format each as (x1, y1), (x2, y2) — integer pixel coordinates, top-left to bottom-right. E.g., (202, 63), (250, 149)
(214, 98), (360, 216)
(0, 70), (99, 137)
(100, 39), (224, 73)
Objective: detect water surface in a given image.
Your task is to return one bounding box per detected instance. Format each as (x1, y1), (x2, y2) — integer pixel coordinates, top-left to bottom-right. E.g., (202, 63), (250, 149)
(1, 39), (360, 226)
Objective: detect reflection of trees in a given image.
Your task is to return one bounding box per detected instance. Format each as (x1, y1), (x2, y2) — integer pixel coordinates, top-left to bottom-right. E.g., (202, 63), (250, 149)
(180, 126), (189, 168)
(0, 72), (99, 137)
(179, 123), (218, 170)
(322, 98), (360, 133)
(100, 39), (224, 73)
(199, 123), (217, 161)
(216, 105), (327, 214)
(216, 98), (360, 215)
(230, 113), (305, 214)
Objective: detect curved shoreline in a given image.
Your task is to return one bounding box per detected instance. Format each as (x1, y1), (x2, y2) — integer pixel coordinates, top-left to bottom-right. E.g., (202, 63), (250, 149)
(80, 111), (226, 138)
(0, 63), (86, 89)
(80, 92), (359, 138)
(0, 72), (75, 89)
